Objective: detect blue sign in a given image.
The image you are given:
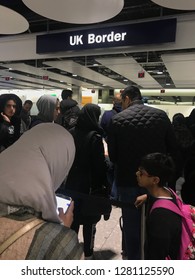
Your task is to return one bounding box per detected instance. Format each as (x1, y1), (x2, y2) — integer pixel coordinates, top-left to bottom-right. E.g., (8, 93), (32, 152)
(36, 18), (176, 54)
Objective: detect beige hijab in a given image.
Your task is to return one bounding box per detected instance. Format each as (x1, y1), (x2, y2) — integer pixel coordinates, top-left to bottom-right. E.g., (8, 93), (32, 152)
(0, 123), (75, 223)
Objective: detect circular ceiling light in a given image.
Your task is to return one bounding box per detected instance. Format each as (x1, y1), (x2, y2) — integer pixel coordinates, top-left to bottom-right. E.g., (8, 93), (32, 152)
(0, 5), (29, 34)
(151, 0), (195, 10)
(22, 0), (124, 24)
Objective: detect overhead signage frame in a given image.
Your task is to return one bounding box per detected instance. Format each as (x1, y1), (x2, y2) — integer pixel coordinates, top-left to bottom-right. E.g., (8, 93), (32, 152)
(36, 18), (177, 54)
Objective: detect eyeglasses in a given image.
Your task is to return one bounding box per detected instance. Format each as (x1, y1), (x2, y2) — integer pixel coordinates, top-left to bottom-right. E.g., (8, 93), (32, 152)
(138, 168), (153, 177)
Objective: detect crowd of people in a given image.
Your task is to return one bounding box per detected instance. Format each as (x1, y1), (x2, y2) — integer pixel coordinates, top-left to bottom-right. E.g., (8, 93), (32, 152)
(0, 86), (195, 260)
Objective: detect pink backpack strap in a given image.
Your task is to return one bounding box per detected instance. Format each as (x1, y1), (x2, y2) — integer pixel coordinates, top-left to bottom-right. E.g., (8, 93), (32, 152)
(150, 199), (183, 217)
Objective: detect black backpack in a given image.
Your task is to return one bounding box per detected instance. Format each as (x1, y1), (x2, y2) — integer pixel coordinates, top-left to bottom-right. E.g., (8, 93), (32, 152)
(62, 108), (78, 130)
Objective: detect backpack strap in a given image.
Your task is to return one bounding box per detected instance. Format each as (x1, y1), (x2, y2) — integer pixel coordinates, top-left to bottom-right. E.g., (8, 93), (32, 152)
(150, 199), (184, 217)
(0, 218), (45, 255)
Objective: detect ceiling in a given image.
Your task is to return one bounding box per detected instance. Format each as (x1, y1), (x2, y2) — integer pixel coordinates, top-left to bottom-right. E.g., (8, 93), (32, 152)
(0, 0), (195, 104)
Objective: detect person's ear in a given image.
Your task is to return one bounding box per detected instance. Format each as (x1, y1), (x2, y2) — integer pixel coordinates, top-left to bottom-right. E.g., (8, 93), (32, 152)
(153, 176), (160, 185)
(125, 96), (131, 106)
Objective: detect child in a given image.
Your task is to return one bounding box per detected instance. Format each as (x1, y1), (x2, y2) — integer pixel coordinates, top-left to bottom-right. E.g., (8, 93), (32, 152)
(135, 152), (182, 260)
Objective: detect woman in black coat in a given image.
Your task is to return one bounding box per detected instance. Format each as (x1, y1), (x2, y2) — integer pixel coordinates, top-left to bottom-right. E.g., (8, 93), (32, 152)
(0, 94), (22, 152)
(64, 103), (109, 259)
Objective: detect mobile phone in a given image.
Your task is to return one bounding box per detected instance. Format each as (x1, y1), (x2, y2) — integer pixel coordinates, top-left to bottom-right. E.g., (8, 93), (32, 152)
(56, 194), (72, 214)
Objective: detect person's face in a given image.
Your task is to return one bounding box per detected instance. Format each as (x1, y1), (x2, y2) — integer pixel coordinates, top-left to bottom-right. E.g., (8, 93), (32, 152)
(53, 100), (60, 121)
(4, 100), (16, 118)
(136, 168), (154, 189)
(23, 103), (32, 112)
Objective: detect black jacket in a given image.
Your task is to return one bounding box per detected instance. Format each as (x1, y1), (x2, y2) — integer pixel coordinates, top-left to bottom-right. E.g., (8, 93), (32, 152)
(58, 99), (80, 130)
(108, 100), (178, 187)
(0, 94), (22, 150)
(65, 128), (107, 194)
(145, 195), (181, 260)
(65, 104), (107, 193)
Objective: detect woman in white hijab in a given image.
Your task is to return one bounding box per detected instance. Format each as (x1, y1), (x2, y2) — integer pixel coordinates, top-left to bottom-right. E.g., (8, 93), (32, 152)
(0, 123), (82, 259)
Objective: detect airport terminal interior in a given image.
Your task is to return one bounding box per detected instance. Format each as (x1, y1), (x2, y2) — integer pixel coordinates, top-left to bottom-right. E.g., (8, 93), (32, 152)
(0, 1), (195, 260)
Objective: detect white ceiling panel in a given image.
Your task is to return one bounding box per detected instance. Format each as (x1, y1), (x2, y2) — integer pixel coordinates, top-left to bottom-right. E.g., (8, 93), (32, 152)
(96, 57), (161, 88)
(0, 82), (25, 89)
(44, 60), (125, 88)
(0, 69), (66, 89)
(0, 76), (40, 88)
(162, 53), (195, 88)
(0, 5), (29, 34)
(4, 63), (94, 88)
(22, 0), (124, 24)
(151, 0), (195, 10)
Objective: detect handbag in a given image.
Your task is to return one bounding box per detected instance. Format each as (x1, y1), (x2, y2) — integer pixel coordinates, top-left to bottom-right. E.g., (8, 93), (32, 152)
(0, 218), (45, 255)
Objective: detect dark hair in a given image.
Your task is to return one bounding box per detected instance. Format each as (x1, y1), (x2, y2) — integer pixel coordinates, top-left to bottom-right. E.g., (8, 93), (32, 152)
(0, 93), (22, 116)
(24, 100), (33, 106)
(139, 153), (175, 187)
(172, 113), (185, 126)
(121, 86), (142, 102)
(61, 89), (73, 100)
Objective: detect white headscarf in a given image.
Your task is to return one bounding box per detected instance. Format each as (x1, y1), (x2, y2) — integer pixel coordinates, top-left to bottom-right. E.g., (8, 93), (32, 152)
(0, 123), (75, 223)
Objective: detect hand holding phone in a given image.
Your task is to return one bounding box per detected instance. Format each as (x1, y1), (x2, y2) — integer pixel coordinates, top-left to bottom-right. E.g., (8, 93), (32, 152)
(56, 195), (72, 214)
(58, 201), (74, 228)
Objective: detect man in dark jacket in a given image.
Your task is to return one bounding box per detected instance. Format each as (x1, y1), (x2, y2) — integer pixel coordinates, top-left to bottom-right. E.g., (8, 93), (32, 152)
(57, 89), (80, 130)
(20, 99), (33, 129)
(100, 93), (122, 139)
(107, 85), (178, 260)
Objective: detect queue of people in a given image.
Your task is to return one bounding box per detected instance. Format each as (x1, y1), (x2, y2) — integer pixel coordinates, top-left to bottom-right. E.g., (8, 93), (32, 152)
(0, 87), (195, 260)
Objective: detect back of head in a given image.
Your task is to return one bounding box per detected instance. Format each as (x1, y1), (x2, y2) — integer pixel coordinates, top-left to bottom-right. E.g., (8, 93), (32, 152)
(121, 86), (142, 102)
(0, 123), (75, 223)
(113, 93), (122, 111)
(36, 95), (58, 122)
(140, 152), (175, 187)
(113, 93), (122, 104)
(61, 89), (73, 100)
(77, 103), (101, 131)
(172, 113), (185, 126)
